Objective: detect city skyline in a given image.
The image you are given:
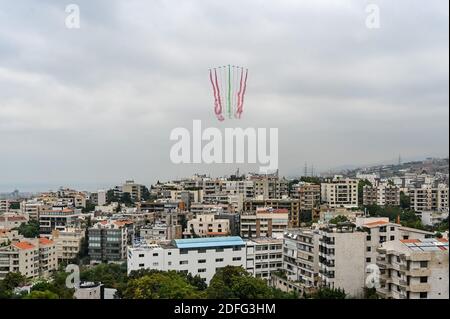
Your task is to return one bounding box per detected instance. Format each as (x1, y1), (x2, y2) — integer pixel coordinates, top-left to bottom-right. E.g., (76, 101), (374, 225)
(0, 0), (448, 192)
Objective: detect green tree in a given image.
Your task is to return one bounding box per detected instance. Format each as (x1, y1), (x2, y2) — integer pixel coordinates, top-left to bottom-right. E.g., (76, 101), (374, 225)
(206, 266), (296, 299)
(0, 272), (27, 299)
(80, 263), (128, 289)
(24, 290), (59, 299)
(122, 271), (203, 299)
(329, 215), (349, 225)
(310, 287), (346, 299)
(400, 191), (411, 209)
(15, 220), (40, 238)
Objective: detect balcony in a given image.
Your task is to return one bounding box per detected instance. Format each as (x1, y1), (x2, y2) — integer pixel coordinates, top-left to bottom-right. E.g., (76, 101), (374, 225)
(409, 283), (431, 293)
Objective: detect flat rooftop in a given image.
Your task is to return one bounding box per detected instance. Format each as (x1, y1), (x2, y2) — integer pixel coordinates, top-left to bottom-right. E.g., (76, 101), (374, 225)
(173, 236), (245, 249)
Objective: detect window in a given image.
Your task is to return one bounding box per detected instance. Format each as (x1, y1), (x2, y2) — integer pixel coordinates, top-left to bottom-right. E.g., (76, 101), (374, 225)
(367, 247), (371, 252)
(366, 258), (371, 263)
(232, 257), (241, 261)
(198, 259), (206, 264)
(420, 292), (427, 299)
(139, 263), (144, 267)
(198, 268), (206, 273)
(390, 236), (395, 241)
(390, 227), (395, 231)
(180, 260), (188, 265)
(152, 253), (158, 257)
(420, 261), (428, 268)
(366, 236), (371, 241)
(420, 277), (428, 283)
(198, 249), (207, 254)
(215, 258), (224, 262)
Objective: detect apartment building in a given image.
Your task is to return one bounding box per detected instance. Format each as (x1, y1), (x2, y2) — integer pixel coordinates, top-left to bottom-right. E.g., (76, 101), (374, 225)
(139, 223), (182, 242)
(321, 177), (359, 208)
(409, 185), (449, 213)
(127, 236), (246, 284)
(244, 198), (301, 227)
(222, 180), (255, 199)
(240, 208), (289, 239)
(52, 227), (85, 262)
(183, 213), (230, 238)
(38, 237), (58, 278)
(253, 177), (289, 199)
(0, 238), (58, 280)
(0, 213), (28, 230)
(88, 221), (128, 263)
(0, 200), (9, 213)
(21, 200), (47, 220)
(358, 218), (434, 269)
(90, 190), (107, 206)
(39, 208), (81, 234)
(122, 180), (146, 201)
(377, 238), (449, 299)
(283, 228), (320, 290)
(318, 223), (366, 297)
(246, 238), (283, 280)
(291, 183), (321, 212)
(363, 184), (400, 207)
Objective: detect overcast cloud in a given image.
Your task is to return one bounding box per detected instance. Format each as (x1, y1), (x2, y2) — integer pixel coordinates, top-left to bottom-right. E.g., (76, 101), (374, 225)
(0, 0), (448, 191)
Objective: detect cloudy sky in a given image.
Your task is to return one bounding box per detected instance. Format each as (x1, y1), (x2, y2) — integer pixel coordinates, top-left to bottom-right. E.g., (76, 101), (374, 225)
(0, 0), (448, 192)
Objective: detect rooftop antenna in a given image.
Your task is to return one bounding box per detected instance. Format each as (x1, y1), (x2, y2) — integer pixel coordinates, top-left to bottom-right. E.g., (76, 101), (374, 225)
(304, 162), (308, 177)
(398, 154), (402, 166)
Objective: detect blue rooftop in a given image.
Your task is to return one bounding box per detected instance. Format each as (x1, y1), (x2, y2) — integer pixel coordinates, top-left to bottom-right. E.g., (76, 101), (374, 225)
(173, 236), (245, 249)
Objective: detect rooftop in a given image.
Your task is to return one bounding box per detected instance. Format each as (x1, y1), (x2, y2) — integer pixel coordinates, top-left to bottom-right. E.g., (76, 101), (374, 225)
(173, 236), (245, 249)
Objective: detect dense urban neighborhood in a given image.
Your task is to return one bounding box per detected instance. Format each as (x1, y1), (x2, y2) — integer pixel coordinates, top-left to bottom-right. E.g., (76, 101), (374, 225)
(0, 157), (448, 299)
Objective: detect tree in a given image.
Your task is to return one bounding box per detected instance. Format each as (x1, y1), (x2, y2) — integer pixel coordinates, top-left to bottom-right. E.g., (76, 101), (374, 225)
(121, 271), (203, 299)
(206, 266), (296, 299)
(329, 215), (349, 225)
(364, 287), (379, 299)
(120, 193), (133, 206)
(23, 290), (59, 299)
(81, 263), (128, 289)
(0, 272), (27, 299)
(15, 220), (40, 238)
(106, 189), (118, 203)
(310, 287), (346, 299)
(82, 201), (96, 213)
(400, 191), (411, 209)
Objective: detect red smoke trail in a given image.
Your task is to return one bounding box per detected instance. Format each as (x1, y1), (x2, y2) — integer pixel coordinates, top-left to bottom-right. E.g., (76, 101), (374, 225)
(210, 69), (224, 121)
(236, 68), (248, 119)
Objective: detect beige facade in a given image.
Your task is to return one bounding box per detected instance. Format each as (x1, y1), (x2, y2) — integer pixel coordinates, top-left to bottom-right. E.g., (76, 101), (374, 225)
(241, 208), (289, 239)
(408, 185), (449, 213)
(0, 237), (58, 280)
(321, 177), (359, 208)
(363, 185), (400, 207)
(184, 213), (230, 238)
(52, 227), (85, 262)
(377, 238), (449, 299)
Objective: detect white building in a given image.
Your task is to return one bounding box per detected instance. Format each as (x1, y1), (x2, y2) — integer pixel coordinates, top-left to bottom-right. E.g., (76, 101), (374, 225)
(283, 228), (320, 289)
(318, 223), (366, 297)
(0, 200), (10, 213)
(245, 238), (283, 281)
(127, 236), (246, 284)
(377, 238), (449, 299)
(418, 211), (449, 227)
